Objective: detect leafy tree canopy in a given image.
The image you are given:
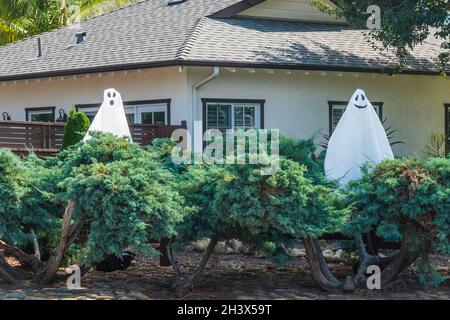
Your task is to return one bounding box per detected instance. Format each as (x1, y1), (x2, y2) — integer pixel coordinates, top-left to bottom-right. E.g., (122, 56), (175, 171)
(0, 0), (136, 45)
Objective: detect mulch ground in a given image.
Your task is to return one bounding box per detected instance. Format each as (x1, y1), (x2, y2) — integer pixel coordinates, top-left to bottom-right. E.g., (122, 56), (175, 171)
(0, 249), (448, 300)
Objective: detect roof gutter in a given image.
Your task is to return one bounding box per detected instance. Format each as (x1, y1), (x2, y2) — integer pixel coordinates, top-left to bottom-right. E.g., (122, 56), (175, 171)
(191, 66), (220, 156)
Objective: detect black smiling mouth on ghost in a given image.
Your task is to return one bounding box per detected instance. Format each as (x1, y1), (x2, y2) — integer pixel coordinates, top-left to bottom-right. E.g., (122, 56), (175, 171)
(354, 93), (367, 109)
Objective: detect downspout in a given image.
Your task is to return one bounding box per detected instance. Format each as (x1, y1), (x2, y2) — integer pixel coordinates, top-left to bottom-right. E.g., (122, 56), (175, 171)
(191, 67), (220, 155)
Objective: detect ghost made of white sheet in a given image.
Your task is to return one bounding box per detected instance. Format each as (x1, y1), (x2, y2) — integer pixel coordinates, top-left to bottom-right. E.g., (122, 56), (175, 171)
(324, 89), (394, 186)
(84, 88), (132, 142)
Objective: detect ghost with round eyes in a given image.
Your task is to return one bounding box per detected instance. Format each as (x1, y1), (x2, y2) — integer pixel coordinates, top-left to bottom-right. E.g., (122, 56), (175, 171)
(84, 88), (132, 142)
(324, 89), (394, 186)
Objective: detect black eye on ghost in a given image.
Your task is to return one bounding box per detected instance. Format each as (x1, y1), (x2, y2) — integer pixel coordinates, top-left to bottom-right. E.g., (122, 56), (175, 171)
(354, 94), (367, 109)
(107, 91), (116, 106)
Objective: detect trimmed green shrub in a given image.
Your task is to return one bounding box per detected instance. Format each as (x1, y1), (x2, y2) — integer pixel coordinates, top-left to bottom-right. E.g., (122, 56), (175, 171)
(0, 133), (191, 284)
(345, 158), (450, 286)
(62, 111), (90, 149)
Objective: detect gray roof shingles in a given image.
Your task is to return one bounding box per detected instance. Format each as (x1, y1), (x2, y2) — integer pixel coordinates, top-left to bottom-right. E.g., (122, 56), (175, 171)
(0, 0), (445, 80)
(185, 17), (445, 73)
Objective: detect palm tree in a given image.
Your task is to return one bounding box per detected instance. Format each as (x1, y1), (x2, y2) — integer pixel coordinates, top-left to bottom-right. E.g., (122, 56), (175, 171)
(0, 0), (136, 45)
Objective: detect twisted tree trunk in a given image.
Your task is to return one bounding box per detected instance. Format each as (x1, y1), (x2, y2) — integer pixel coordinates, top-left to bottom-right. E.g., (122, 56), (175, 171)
(303, 238), (342, 290)
(37, 201), (85, 284)
(173, 236), (219, 297)
(353, 230), (420, 289)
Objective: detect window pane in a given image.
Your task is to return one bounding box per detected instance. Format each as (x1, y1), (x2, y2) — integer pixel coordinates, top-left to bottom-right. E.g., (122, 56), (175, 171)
(207, 105), (218, 129)
(234, 106), (244, 128)
(30, 112), (54, 122)
(244, 106), (255, 128)
(141, 112), (153, 124)
(217, 105), (231, 129)
(154, 112), (165, 124)
(207, 104), (231, 130)
(332, 107), (345, 132)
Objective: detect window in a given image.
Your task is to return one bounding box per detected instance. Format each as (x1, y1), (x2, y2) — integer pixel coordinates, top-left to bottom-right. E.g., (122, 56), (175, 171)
(26, 107), (55, 122)
(202, 99), (264, 132)
(134, 104), (168, 125)
(445, 104), (450, 154)
(75, 104), (100, 123)
(76, 99), (170, 125)
(328, 101), (383, 134)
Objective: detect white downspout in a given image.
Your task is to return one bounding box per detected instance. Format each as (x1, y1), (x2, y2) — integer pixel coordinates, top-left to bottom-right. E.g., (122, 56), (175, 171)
(191, 67), (220, 155)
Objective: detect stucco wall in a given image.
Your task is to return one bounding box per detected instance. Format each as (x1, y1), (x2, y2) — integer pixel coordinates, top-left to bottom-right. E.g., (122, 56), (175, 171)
(0, 67), (190, 126)
(0, 65), (448, 157)
(188, 67), (450, 157)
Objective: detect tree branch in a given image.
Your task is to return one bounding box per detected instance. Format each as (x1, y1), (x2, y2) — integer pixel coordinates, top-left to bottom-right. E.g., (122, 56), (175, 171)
(30, 228), (41, 261)
(0, 239), (42, 272)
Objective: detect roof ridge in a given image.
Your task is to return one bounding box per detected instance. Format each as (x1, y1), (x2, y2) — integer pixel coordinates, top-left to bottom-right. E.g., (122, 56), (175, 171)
(0, 0), (152, 49)
(176, 16), (209, 61)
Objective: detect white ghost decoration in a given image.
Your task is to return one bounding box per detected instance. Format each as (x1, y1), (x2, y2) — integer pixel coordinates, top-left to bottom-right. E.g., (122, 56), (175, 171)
(324, 89), (394, 186)
(84, 88), (132, 142)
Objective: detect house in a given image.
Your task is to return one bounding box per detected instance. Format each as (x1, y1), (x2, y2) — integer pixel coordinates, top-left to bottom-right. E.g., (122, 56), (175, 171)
(0, 0), (449, 156)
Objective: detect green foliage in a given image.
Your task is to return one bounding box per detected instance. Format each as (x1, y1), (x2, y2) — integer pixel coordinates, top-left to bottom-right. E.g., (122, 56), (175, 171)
(310, 0), (450, 74)
(279, 135), (325, 182)
(345, 158), (450, 285)
(177, 149), (349, 259)
(62, 111), (90, 149)
(423, 132), (447, 158)
(0, 150), (60, 253)
(0, 0), (137, 45)
(51, 133), (191, 264)
(1, 133), (191, 268)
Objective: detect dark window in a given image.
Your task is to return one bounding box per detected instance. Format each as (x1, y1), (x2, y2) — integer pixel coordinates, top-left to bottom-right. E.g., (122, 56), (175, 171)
(26, 107), (55, 122)
(328, 101), (383, 134)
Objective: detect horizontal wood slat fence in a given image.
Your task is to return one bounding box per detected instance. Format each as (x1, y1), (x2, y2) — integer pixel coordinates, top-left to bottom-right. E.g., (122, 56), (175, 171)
(0, 120), (187, 157)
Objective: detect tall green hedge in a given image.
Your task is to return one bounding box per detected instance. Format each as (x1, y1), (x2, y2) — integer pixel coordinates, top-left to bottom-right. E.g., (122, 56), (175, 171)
(62, 111), (90, 149)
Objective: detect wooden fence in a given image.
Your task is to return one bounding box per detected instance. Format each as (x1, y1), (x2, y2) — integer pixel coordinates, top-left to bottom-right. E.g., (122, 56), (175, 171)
(0, 120), (187, 157)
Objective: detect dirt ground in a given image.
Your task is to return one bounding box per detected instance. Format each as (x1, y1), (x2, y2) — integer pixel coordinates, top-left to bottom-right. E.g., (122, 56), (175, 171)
(0, 248), (448, 300)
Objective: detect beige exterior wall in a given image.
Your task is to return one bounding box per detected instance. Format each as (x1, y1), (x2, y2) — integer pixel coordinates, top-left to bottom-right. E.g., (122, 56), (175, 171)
(237, 0), (345, 24)
(188, 67), (450, 157)
(0, 65), (448, 157)
(0, 66), (190, 126)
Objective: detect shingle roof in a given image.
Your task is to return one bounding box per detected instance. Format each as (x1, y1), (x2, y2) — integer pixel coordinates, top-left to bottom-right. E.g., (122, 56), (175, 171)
(184, 17), (445, 73)
(0, 0), (242, 80)
(0, 0), (446, 80)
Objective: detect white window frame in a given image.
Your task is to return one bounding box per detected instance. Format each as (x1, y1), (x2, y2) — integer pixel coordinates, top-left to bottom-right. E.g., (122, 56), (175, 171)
(134, 104), (168, 125)
(205, 102), (261, 130)
(76, 101), (169, 125)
